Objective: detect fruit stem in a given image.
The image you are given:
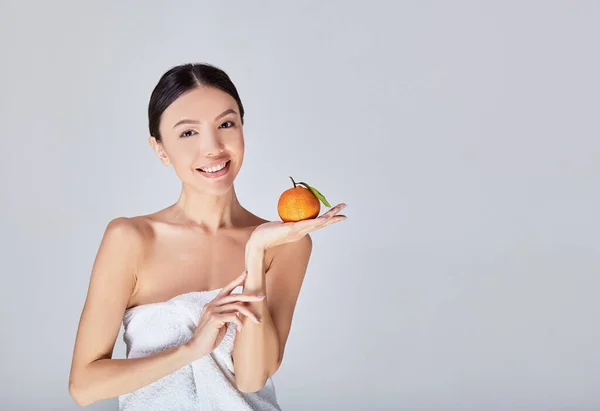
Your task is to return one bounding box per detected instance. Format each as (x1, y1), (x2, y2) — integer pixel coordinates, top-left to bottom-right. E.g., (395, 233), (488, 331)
(289, 176), (297, 188)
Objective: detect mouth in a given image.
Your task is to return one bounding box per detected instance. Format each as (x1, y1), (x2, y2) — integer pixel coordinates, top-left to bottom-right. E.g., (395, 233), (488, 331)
(195, 160), (231, 178)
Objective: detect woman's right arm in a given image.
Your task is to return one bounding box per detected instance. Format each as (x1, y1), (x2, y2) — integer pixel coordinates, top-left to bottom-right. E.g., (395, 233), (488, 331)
(68, 217), (196, 407)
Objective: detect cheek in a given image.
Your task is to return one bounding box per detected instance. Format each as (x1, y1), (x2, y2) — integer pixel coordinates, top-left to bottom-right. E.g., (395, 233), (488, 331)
(165, 145), (195, 169)
(230, 135), (245, 157)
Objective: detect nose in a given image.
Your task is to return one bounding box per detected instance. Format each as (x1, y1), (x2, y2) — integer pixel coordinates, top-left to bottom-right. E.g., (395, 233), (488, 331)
(198, 129), (225, 157)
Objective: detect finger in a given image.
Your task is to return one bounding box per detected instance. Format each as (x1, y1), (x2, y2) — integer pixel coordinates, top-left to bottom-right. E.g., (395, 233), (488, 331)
(293, 218), (320, 232)
(215, 303), (261, 324)
(298, 212), (346, 233)
(289, 204), (347, 234)
(320, 203), (347, 218)
(301, 214), (346, 234)
(295, 204), (346, 231)
(216, 271), (247, 298)
(294, 221), (327, 236)
(213, 312), (244, 331)
(320, 214), (346, 228)
(216, 294), (265, 305)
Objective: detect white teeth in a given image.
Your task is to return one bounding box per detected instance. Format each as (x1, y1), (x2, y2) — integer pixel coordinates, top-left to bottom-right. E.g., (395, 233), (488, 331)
(200, 161), (227, 173)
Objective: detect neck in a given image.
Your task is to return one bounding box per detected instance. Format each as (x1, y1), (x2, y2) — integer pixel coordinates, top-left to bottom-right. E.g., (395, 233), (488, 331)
(174, 184), (244, 232)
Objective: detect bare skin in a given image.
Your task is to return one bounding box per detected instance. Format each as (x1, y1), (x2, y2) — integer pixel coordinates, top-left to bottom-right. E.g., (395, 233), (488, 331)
(68, 85), (346, 406)
(124, 203), (270, 308)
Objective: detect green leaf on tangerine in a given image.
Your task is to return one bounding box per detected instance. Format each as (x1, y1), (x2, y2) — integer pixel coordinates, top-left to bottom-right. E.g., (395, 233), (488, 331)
(298, 182), (331, 208)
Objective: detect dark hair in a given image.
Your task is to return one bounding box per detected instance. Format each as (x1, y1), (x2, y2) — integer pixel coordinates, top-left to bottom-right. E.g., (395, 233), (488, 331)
(148, 63), (245, 141)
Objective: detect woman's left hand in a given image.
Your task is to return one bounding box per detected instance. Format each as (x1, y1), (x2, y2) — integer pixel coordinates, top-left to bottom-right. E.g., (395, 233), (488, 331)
(247, 203), (347, 251)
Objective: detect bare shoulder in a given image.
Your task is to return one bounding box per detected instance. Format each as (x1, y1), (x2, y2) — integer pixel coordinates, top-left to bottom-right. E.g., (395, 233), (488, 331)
(297, 232), (313, 250)
(104, 215), (153, 238)
(277, 233), (312, 260)
(102, 215), (158, 249)
(98, 217), (143, 259)
(90, 216), (156, 299)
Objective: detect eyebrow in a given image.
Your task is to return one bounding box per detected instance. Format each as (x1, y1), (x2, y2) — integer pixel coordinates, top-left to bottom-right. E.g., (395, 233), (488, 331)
(172, 109), (238, 129)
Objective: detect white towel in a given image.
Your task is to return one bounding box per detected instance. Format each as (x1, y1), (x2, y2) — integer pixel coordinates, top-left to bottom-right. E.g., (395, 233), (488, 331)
(118, 285), (282, 411)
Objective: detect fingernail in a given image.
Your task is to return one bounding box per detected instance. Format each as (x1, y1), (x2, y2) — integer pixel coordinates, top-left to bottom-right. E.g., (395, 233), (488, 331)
(237, 325), (243, 332)
(239, 271), (247, 278)
(254, 317), (261, 324)
(257, 295), (265, 299)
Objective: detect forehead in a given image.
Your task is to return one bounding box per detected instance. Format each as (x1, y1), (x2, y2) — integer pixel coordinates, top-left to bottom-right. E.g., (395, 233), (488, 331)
(160, 86), (238, 127)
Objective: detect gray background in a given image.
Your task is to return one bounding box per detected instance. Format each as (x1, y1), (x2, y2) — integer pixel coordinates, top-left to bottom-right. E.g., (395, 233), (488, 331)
(1, 1), (599, 410)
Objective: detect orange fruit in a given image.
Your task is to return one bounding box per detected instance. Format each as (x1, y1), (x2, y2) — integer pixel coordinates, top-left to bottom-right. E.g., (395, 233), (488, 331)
(277, 176), (331, 222)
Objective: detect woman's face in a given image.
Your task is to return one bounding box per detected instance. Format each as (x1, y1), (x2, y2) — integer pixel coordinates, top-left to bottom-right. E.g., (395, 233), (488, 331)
(151, 86), (245, 196)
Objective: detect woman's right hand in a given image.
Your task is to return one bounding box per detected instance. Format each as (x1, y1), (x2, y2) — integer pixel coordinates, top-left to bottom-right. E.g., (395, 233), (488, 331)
(185, 271), (264, 358)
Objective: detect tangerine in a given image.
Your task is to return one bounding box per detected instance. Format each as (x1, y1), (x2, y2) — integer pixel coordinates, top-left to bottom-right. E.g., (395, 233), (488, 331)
(277, 176), (331, 222)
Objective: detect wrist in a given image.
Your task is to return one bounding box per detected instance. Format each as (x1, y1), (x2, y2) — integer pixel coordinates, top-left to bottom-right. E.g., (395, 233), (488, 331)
(180, 341), (201, 363)
(244, 241), (266, 292)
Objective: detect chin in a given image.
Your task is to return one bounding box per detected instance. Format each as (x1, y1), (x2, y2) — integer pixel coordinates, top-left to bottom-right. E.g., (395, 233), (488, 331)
(201, 182), (236, 196)
(196, 171), (239, 196)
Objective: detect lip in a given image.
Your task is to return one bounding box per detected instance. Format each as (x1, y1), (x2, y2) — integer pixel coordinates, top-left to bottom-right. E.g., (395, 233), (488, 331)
(195, 159), (231, 179)
(196, 158), (231, 171)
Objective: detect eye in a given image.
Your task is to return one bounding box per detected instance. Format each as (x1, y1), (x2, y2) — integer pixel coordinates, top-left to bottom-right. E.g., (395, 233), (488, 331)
(219, 121), (235, 129)
(180, 129), (197, 138)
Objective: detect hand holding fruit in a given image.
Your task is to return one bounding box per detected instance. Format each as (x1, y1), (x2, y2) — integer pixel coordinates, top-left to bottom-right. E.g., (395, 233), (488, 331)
(247, 177), (347, 251)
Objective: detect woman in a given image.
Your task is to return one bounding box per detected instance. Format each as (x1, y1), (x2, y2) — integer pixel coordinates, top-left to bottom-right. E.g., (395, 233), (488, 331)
(68, 62), (347, 410)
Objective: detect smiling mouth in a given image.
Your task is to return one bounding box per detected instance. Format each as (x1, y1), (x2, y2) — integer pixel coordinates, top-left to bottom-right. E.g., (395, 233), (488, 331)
(195, 160), (232, 178)
(196, 160), (230, 173)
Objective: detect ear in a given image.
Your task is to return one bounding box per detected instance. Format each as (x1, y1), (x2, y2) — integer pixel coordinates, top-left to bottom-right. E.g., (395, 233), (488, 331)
(149, 136), (171, 166)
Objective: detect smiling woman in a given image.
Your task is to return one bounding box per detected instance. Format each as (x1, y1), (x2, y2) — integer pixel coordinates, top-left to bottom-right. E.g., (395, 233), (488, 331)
(67, 62), (347, 411)
(147, 66), (247, 197)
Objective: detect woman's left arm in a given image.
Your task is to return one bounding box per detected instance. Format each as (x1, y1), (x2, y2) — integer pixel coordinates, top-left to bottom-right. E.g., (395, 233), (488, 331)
(232, 234), (313, 393)
(232, 203), (346, 393)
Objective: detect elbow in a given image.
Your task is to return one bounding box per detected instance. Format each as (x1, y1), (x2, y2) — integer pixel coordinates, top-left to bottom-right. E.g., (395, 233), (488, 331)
(69, 378), (94, 407)
(237, 382), (267, 394)
(236, 361), (280, 393)
(236, 374), (269, 394)
(234, 346), (282, 393)
(68, 382), (85, 407)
